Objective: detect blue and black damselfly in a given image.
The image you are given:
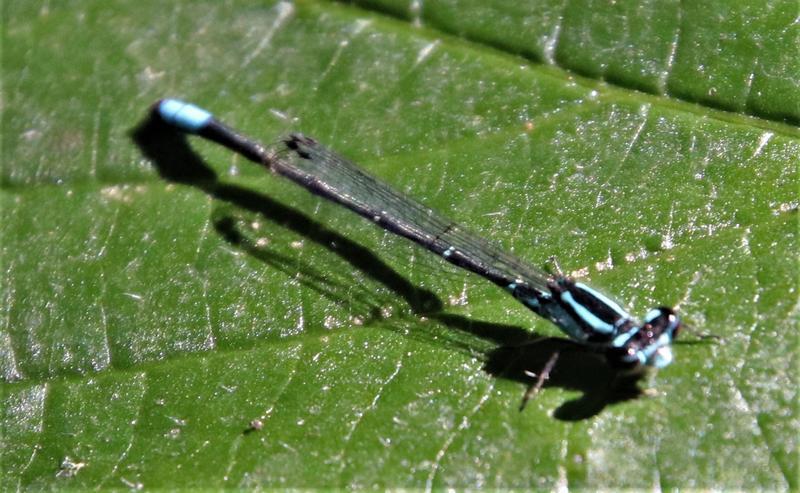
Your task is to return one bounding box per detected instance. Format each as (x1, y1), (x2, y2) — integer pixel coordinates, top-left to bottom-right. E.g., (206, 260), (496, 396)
(154, 99), (683, 406)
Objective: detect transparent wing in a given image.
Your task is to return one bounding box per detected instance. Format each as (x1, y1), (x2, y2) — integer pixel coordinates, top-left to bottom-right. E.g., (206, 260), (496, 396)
(266, 133), (552, 293)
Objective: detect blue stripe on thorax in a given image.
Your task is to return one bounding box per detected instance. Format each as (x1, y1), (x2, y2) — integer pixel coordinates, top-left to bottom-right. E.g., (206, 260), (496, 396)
(573, 282), (628, 319)
(559, 290), (615, 334)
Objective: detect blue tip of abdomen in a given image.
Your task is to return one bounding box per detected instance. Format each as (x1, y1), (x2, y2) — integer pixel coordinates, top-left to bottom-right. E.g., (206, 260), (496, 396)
(157, 99), (213, 133)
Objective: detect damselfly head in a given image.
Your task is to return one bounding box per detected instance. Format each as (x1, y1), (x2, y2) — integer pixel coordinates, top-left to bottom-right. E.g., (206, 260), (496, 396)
(644, 307), (681, 338)
(605, 307), (681, 369)
(641, 307), (681, 368)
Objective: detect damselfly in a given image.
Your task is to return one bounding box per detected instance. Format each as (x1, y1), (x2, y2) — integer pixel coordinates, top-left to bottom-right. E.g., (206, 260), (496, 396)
(154, 99), (682, 398)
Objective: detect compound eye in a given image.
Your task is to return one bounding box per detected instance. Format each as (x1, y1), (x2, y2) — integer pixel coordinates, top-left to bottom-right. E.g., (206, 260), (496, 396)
(671, 317), (682, 338)
(650, 346), (674, 368)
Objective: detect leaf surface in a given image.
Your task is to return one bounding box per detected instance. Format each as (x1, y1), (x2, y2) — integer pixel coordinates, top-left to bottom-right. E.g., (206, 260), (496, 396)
(2, 0), (797, 489)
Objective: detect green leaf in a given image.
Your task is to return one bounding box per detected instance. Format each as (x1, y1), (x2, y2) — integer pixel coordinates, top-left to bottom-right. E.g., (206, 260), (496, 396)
(2, 0), (797, 490)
